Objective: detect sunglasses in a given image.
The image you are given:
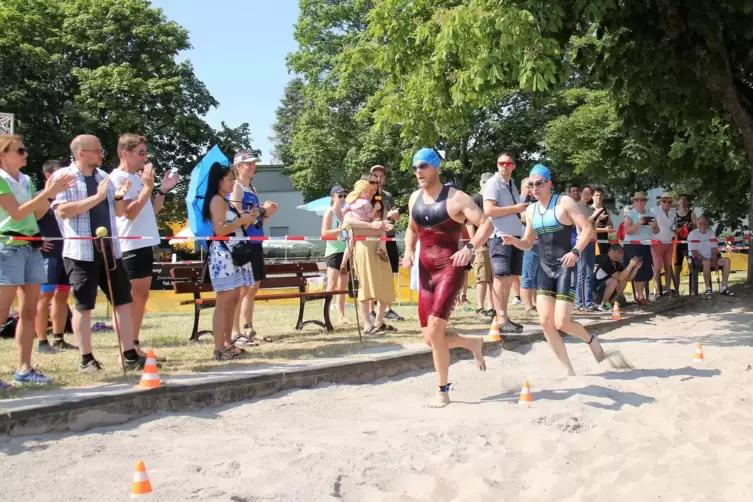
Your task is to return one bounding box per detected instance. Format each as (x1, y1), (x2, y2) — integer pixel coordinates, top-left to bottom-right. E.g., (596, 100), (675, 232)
(15, 147), (27, 155)
(498, 161), (515, 167)
(660, 200), (672, 203)
(335, 193), (346, 199)
(134, 150), (147, 156)
(526, 180), (547, 188)
(412, 162), (432, 172)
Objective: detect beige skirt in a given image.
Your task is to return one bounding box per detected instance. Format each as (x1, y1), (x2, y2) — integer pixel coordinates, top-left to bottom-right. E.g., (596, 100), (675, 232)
(352, 241), (395, 303)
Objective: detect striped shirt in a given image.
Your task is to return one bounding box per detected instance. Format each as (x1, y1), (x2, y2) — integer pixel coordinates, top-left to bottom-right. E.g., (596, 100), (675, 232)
(52, 162), (121, 261)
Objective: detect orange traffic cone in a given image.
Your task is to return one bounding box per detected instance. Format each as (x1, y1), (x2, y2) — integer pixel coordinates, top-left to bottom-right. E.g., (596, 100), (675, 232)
(487, 317), (502, 342)
(130, 460), (152, 497)
(519, 381), (533, 405)
(693, 343), (704, 364)
(138, 351), (161, 389)
(611, 302), (622, 320)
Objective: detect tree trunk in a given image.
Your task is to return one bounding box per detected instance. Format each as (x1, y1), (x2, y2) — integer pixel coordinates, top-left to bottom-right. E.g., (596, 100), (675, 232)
(699, 6), (753, 284)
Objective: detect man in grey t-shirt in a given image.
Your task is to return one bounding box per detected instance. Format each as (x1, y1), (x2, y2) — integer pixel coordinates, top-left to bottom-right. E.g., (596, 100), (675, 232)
(482, 152), (527, 333)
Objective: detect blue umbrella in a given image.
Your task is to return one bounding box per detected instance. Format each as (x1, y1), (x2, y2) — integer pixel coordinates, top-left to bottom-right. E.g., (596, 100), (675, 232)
(296, 196), (332, 216)
(186, 145), (229, 249)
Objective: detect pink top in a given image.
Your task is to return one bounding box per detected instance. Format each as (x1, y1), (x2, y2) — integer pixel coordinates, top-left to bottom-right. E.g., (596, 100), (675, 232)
(343, 198), (374, 223)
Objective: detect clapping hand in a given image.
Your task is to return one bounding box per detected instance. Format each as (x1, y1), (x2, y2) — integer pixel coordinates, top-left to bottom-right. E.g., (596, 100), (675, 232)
(160, 167), (180, 192)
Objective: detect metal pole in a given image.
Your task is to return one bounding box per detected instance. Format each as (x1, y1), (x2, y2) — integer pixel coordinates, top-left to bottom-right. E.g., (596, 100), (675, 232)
(96, 233), (126, 375)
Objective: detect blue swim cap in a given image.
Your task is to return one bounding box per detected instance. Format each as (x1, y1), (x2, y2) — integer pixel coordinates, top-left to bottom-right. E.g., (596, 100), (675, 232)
(412, 148), (441, 168)
(529, 164), (551, 181)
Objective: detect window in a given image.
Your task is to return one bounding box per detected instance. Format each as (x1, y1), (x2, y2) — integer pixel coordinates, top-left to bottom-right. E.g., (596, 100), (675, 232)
(269, 226), (289, 237)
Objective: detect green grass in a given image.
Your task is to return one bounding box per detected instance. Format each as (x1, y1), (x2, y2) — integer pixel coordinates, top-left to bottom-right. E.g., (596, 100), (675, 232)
(0, 268), (747, 396)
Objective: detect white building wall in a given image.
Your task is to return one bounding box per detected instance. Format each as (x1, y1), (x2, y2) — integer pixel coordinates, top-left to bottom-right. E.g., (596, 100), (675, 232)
(255, 190), (323, 239)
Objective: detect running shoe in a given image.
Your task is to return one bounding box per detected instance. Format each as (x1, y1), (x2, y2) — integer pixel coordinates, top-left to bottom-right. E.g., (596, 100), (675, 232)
(13, 368), (53, 385)
(512, 297), (523, 305)
(79, 359), (103, 373)
(124, 355), (147, 371)
(37, 342), (58, 355)
(384, 309), (404, 322)
(499, 320), (524, 334)
(52, 338), (78, 351)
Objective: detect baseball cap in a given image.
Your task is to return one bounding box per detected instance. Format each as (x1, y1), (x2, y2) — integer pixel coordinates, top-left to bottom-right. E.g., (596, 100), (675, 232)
(330, 185), (346, 196)
(233, 151), (261, 165)
(529, 163), (551, 181)
(479, 172), (494, 186)
(412, 148), (441, 168)
(609, 244), (624, 253)
(370, 165), (386, 174)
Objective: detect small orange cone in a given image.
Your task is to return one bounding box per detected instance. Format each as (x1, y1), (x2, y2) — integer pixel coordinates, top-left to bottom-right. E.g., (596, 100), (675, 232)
(138, 351), (161, 389)
(519, 380), (533, 405)
(693, 343), (704, 364)
(487, 317), (502, 342)
(611, 302), (622, 320)
(130, 460), (152, 497)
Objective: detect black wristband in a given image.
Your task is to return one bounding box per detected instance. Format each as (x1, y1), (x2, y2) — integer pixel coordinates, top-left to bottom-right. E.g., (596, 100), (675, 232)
(158, 189), (167, 196)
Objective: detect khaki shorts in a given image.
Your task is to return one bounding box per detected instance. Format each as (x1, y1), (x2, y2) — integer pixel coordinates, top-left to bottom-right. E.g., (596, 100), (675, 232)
(472, 247), (492, 284)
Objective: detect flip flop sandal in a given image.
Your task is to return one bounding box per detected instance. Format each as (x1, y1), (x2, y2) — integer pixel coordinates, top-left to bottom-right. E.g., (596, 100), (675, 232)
(373, 323), (397, 333)
(720, 288), (735, 296)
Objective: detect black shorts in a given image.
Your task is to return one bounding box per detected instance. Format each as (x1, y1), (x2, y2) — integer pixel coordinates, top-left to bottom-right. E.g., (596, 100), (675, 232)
(674, 243), (688, 266)
(537, 260), (576, 302)
(249, 244), (266, 282)
(64, 251), (133, 311)
(325, 252), (351, 272)
(488, 236), (524, 277)
(623, 244), (653, 282)
(385, 239), (399, 274)
(122, 246), (154, 280)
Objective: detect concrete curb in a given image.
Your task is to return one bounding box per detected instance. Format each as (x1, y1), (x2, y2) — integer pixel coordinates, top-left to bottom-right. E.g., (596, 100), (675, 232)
(0, 299), (687, 437)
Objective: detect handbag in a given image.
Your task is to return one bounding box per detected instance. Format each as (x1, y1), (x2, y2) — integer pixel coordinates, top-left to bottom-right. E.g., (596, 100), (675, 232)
(221, 200), (256, 268)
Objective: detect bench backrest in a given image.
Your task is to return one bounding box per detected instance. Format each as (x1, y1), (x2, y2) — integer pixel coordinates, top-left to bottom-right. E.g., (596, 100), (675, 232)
(170, 262), (324, 295)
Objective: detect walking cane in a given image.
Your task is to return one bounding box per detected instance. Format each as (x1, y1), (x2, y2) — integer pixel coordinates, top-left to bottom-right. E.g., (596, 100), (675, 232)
(341, 223), (362, 343)
(94, 227), (127, 375)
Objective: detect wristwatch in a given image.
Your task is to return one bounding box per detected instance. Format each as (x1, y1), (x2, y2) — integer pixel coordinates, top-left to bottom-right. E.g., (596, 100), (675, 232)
(466, 242), (474, 251)
(571, 247), (580, 257)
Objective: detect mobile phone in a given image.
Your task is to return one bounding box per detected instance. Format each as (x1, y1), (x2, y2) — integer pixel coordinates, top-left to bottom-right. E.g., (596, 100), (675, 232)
(642, 216), (655, 224)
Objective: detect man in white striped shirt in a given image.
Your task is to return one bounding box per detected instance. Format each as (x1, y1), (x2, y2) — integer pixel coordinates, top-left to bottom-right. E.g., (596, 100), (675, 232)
(52, 135), (146, 373)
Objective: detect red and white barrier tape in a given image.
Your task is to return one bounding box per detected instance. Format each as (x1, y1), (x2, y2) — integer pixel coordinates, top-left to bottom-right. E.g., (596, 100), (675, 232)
(3, 234), (750, 246)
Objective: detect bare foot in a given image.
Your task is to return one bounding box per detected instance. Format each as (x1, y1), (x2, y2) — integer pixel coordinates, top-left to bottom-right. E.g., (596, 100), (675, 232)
(429, 391), (451, 408)
(588, 335), (606, 363)
(470, 337), (486, 371)
(563, 367), (577, 378)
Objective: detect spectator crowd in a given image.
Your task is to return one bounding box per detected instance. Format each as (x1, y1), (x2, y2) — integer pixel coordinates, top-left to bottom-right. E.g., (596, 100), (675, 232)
(0, 134), (741, 390)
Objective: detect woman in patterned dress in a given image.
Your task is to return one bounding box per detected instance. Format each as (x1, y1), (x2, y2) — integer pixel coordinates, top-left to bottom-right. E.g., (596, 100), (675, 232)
(202, 163), (258, 360)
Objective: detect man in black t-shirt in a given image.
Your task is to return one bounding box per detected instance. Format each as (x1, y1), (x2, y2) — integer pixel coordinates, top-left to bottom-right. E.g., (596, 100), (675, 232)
(33, 160), (77, 354)
(594, 244), (640, 308)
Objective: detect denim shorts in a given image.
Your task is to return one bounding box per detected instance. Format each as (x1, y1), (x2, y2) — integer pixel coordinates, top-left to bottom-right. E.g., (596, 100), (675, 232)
(0, 242), (47, 286)
(520, 244), (540, 289)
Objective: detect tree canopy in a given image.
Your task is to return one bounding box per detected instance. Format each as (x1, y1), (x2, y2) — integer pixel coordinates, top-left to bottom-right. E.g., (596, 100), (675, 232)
(0, 0), (256, 226)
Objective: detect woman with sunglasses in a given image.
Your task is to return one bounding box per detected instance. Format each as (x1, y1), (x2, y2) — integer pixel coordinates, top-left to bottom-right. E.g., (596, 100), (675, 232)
(321, 185), (350, 325)
(0, 135), (76, 386)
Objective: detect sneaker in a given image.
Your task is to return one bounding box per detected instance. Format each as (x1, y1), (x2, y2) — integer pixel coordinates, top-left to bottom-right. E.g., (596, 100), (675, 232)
(585, 305), (596, 312)
(13, 368), (53, 385)
(512, 297), (523, 305)
(384, 309), (404, 322)
(499, 320), (524, 334)
(486, 309), (496, 318)
(476, 308), (493, 322)
(123, 355), (147, 371)
(79, 359), (103, 373)
(52, 338), (78, 351)
(37, 342), (59, 355)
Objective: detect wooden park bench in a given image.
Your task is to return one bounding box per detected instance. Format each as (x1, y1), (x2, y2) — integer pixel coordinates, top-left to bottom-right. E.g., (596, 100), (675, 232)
(170, 262), (350, 342)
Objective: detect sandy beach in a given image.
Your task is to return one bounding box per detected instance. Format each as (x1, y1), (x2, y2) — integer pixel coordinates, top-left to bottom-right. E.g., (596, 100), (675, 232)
(2, 299), (753, 502)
